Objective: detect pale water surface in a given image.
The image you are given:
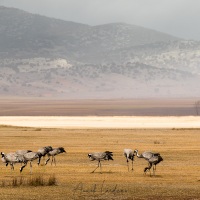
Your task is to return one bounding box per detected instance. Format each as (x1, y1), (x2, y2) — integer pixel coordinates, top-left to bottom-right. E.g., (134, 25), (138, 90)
(0, 116), (200, 128)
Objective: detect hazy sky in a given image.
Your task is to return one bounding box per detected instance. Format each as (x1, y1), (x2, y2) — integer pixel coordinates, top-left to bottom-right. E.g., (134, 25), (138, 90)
(1, 0), (200, 40)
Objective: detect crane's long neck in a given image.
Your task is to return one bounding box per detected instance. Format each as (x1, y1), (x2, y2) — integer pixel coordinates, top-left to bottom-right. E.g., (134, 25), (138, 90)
(135, 151), (143, 158)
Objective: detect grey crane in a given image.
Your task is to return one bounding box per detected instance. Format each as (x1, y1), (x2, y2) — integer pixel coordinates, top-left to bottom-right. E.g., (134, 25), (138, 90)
(1, 152), (12, 167)
(37, 146), (53, 165)
(15, 150), (33, 168)
(45, 147), (66, 166)
(134, 149), (162, 174)
(15, 150), (32, 155)
(1, 152), (24, 170)
(123, 149), (135, 171)
(144, 154), (163, 176)
(20, 152), (42, 174)
(88, 151), (113, 173)
(134, 149), (160, 160)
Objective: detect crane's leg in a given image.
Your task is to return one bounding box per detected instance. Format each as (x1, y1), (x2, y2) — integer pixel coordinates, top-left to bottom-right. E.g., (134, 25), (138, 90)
(99, 161), (102, 173)
(144, 166), (151, 176)
(51, 156), (54, 166)
(54, 156), (56, 166)
(131, 159), (134, 171)
(20, 162), (27, 173)
(10, 163), (14, 173)
(150, 164), (153, 177)
(149, 169), (152, 177)
(143, 167), (148, 175)
(45, 156), (50, 165)
(37, 156), (41, 166)
(42, 156), (45, 165)
(91, 161), (100, 173)
(127, 159), (129, 171)
(11, 163), (14, 170)
(144, 163), (152, 176)
(30, 161), (32, 174)
(153, 165), (155, 176)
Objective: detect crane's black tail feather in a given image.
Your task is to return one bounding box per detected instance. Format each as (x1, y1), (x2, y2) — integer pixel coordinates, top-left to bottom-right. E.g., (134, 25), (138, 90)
(105, 151), (114, 160)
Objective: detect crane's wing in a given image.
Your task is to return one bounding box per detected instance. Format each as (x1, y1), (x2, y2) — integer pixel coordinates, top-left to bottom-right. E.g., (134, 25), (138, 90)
(148, 155), (163, 163)
(88, 152), (113, 161)
(153, 153), (160, 156)
(142, 151), (160, 160)
(88, 152), (105, 160)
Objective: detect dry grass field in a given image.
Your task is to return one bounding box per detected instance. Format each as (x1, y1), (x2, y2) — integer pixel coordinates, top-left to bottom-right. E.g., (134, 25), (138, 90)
(0, 126), (200, 200)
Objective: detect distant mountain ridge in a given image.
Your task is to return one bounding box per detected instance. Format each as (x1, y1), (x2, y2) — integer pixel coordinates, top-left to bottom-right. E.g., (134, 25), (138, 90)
(0, 6), (178, 60)
(0, 6), (200, 98)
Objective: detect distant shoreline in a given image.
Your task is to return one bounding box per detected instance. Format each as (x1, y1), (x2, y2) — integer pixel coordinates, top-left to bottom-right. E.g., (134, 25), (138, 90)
(0, 98), (199, 116)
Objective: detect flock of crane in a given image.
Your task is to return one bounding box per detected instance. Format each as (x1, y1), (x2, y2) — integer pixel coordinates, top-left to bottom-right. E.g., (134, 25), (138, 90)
(1, 146), (66, 174)
(89, 149), (163, 176)
(1, 146), (163, 176)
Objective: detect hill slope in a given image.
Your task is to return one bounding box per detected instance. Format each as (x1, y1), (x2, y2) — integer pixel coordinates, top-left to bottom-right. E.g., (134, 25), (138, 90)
(0, 6), (200, 98)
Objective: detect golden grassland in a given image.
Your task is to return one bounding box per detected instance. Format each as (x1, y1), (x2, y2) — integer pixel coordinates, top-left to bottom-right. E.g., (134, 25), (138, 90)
(0, 125), (200, 200)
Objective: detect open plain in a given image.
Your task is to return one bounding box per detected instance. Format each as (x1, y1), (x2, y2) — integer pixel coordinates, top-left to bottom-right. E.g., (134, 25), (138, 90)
(0, 125), (200, 200)
(0, 98), (200, 199)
